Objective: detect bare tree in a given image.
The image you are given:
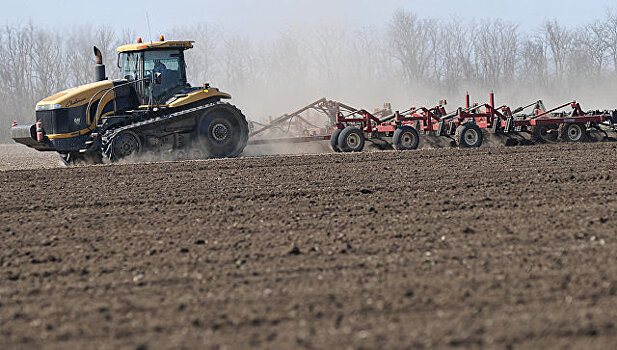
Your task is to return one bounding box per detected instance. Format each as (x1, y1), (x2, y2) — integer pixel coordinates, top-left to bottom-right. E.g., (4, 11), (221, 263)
(388, 9), (437, 85)
(220, 34), (253, 93)
(519, 37), (549, 88)
(438, 20), (470, 90)
(259, 28), (311, 91)
(575, 23), (607, 78)
(473, 20), (519, 87)
(604, 8), (617, 74)
(32, 30), (66, 98)
(310, 23), (350, 83)
(350, 26), (394, 85)
(542, 20), (572, 80)
(0, 25), (37, 123)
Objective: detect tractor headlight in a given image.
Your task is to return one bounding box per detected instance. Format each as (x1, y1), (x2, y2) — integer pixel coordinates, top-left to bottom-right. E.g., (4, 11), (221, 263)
(35, 104), (62, 111)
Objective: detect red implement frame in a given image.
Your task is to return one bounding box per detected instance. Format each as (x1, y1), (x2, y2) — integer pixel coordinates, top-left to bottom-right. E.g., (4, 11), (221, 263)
(247, 93), (617, 150)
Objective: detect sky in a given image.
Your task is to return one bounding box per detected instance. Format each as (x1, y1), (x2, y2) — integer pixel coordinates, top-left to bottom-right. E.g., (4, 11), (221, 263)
(1, 0), (615, 40)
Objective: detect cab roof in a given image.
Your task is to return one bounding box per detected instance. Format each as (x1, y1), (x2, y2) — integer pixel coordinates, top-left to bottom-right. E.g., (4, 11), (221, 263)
(116, 40), (194, 53)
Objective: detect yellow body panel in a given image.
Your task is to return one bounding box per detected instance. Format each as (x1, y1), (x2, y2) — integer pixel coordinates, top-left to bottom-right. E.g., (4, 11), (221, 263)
(117, 40), (194, 53)
(37, 80), (114, 109)
(168, 88), (231, 108)
(85, 85), (117, 125)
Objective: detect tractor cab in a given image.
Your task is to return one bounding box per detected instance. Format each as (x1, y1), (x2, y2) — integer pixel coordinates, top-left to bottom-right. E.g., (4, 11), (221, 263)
(117, 38), (193, 105)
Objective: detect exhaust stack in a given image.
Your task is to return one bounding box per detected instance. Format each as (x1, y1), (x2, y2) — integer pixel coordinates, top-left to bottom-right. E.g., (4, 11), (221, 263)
(93, 46), (106, 82)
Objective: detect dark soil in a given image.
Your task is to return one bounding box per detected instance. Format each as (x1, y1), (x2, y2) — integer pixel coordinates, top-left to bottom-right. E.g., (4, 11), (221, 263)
(2, 143), (617, 349)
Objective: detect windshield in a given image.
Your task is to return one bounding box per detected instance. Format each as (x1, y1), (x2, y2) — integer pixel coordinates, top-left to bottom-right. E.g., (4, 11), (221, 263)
(144, 50), (186, 104)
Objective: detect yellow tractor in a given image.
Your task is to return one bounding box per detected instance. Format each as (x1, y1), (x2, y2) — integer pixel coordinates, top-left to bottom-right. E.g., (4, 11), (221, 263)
(10, 37), (249, 164)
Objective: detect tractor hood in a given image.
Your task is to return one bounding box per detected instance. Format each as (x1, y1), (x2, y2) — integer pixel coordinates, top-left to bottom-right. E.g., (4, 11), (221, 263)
(36, 80), (114, 110)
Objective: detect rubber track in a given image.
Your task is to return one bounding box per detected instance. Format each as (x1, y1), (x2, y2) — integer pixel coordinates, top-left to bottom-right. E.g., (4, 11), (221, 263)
(101, 102), (229, 156)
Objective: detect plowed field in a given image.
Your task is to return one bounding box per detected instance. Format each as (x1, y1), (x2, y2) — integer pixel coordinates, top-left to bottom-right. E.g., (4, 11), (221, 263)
(2, 143), (617, 349)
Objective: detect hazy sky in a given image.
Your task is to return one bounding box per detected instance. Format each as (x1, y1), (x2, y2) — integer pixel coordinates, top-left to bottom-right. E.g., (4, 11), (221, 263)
(1, 0), (614, 39)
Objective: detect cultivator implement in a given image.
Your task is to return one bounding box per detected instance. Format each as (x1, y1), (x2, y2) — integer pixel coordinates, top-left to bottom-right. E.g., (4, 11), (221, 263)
(248, 93), (617, 152)
(246, 98), (392, 147)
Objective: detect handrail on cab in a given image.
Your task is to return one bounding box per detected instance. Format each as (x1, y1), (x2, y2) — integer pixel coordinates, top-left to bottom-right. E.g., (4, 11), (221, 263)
(85, 77), (151, 127)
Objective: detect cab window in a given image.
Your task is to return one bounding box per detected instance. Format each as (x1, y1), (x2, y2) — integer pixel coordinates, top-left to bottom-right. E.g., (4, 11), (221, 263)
(121, 52), (142, 81)
(144, 50), (186, 104)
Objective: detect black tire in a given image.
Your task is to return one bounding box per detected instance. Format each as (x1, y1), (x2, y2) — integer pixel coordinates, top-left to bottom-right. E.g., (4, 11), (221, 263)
(455, 122), (483, 148)
(530, 125), (558, 143)
(558, 123), (587, 142)
(330, 129), (343, 152)
(111, 131), (142, 161)
(337, 126), (365, 152)
(197, 104), (249, 158)
(392, 125), (420, 151)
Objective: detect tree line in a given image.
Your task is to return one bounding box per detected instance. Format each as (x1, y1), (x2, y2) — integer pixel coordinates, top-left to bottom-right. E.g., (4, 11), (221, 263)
(2, 9), (617, 143)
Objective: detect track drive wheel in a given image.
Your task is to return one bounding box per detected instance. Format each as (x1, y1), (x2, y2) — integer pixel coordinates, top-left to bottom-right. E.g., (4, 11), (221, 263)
(338, 126), (365, 152)
(558, 123), (587, 142)
(530, 125), (558, 143)
(111, 131), (141, 161)
(392, 125), (420, 151)
(455, 122), (483, 148)
(330, 129), (343, 152)
(197, 104), (249, 158)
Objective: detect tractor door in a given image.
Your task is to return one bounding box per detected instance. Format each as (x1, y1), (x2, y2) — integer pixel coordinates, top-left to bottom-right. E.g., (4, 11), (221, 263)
(121, 52), (147, 104)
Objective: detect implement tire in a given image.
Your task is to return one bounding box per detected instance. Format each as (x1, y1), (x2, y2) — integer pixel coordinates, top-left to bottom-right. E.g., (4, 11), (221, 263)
(338, 126), (365, 153)
(392, 125), (420, 151)
(455, 122), (483, 148)
(558, 123), (587, 143)
(330, 129), (342, 152)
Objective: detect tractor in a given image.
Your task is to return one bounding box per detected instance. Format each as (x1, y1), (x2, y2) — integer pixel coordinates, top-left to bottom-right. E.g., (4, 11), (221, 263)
(10, 36), (249, 164)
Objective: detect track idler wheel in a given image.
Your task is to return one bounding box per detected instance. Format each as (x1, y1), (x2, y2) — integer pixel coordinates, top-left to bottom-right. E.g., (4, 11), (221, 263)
(111, 131), (142, 161)
(338, 126), (365, 152)
(455, 122), (483, 148)
(392, 125), (420, 151)
(558, 123), (587, 142)
(330, 129), (343, 152)
(197, 104), (249, 158)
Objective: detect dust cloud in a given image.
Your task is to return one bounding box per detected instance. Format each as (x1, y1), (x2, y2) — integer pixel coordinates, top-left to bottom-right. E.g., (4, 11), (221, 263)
(2, 8), (617, 159)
